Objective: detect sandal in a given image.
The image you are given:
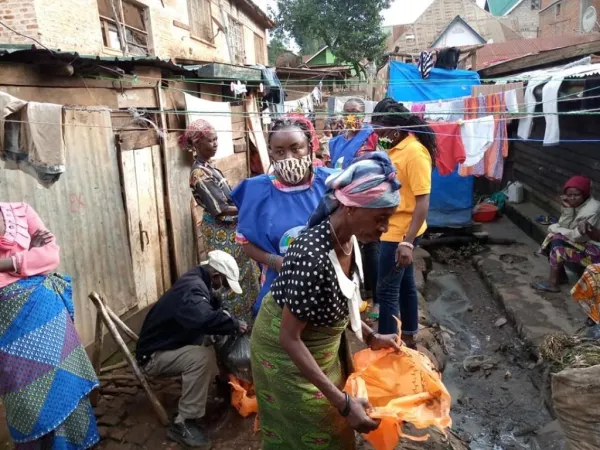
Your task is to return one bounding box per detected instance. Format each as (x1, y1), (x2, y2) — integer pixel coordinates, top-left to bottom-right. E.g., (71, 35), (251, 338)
(532, 282), (560, 293)
(536, 215), (558, 226)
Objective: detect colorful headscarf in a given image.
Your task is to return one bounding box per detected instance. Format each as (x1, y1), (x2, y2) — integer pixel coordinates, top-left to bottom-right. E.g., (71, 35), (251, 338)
(308, 152), (401, 227)
(564, 175), (591, 198)
(286, 113), (320, 152)
(178, 119), (216, 151)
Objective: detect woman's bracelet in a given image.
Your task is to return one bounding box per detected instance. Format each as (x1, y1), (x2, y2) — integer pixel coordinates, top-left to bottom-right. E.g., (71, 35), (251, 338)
(398, 241), (414, 250)
(267, 254), (280, 270)
(339, 392), (351, 417)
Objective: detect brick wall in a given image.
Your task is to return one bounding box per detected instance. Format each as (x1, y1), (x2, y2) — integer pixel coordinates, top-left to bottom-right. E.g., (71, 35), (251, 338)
(539, 0), (600, 36)
(507, 0), (540, 38)
(0, 0), (268, 63)
(0, 0), (40, 45)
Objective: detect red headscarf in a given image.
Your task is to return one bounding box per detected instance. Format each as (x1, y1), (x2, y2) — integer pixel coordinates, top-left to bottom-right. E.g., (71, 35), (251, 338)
(179, 119), (216, 151)
(564, 175), (591, 198)
(285, 113), (320, 153)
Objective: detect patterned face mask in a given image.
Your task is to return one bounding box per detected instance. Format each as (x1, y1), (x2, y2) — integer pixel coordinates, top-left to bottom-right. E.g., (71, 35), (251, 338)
(377, 136), (394, 151)
(272, 155), (313, 185)
(344, 114), (364, 130)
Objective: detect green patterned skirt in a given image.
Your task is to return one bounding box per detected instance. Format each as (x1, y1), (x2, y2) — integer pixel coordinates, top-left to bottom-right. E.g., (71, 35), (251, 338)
(250, 294), (355, 449)
(200, 214), (260, 324)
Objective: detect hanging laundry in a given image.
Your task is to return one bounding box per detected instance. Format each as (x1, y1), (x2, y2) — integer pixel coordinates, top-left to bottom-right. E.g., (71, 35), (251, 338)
(0, 91), (27, 162)
(418, 51), (434, 79)
(411, 103), (426, 119)
(447, 99), (465, 122)
(517, 78), (547, 140)
(19, 102), (66, 184)
(459, 93), (508, 180)
(424, 101), (451, 122)
(435, 48), (461, 70)
(430, 122), (465, 176)
(311, 85), (322, 106)
(459, 115), (495, 168)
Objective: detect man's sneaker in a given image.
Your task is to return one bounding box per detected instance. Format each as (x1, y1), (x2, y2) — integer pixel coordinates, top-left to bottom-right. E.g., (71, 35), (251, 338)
(167, 420), (212, 449)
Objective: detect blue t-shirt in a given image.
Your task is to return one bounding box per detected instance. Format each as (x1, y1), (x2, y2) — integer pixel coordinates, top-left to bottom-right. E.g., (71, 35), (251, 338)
(329, 124), (374, 169)
(231, 167), (335, 315)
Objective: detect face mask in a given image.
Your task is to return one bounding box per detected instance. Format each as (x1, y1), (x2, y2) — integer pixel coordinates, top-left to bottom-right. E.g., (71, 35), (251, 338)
(344, 115), (363, 130)
(377, 136), (394, 151)
(272, 155), (312, 185)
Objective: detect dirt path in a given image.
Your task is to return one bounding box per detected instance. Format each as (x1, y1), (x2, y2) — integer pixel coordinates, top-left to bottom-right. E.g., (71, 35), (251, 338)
(89, 249), (553, 450)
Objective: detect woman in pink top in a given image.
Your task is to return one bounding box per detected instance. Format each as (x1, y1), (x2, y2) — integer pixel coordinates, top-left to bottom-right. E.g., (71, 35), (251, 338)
(0, 203), (100, 450)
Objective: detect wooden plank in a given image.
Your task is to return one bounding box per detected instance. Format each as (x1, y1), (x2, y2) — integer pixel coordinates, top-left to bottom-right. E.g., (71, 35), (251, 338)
(121, 150), (151, 308)
(164, 132), (197, 277)
(151, 145), (172, 293)
(0, 110), (137, 346)
(0, 86), (157, 108)
(118, 130), (159, 150)
(0, 63), (156, 89)
(232, 119), (245, 140)
(134, 148), (163, 305)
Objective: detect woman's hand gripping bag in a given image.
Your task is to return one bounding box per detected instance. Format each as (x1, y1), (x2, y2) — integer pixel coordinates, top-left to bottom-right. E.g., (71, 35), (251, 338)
(344, 326), (452, 450)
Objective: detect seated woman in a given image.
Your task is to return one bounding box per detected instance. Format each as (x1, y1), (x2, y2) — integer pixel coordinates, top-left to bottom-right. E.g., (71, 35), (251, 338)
(535, 176), (600, 293)
(571, 222), (600, 326)
(184, 119), (260, 323)
(231, 116), (334, 317)
(0, 202), (99, 450)
(251, 153), (401, 449)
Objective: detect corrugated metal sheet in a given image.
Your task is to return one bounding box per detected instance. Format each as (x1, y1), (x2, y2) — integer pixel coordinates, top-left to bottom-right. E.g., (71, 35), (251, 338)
(0, 110), (137, 347)
(476, 33), (600, 69)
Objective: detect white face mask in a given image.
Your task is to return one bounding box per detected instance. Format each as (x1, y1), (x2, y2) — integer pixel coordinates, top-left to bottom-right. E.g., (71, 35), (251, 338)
(272, 155), (313, 185)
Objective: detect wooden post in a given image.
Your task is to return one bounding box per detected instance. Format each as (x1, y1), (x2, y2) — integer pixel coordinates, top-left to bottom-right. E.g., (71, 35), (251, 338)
(89, 292), (169, 426)
(105, 304), (139, 342)
(90, 310), (104, 406)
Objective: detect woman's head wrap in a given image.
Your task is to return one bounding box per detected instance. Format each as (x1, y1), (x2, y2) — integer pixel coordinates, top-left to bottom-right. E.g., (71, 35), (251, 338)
(564, 175), (591, 198)
(308, 152), (401, 227)
(178, 119), (216, 151)
(285, 113), (320, 152)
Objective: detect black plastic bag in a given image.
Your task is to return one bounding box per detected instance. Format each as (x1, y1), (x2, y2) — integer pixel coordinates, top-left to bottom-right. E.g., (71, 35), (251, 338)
(216, 334), (252, 383)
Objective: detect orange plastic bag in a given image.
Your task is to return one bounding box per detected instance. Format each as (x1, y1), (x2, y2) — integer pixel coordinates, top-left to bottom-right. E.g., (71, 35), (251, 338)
(229, 375), (258, 418)
(343, 328), (452, 450)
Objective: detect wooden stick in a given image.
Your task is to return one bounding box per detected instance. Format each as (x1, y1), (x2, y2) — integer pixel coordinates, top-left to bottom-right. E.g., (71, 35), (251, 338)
(89, 292), (169, 426)
(98, 374), (138, 382)
(90, 310), (104, 406)
(100, 361), (129, 373)
(104, 303), (139, 342)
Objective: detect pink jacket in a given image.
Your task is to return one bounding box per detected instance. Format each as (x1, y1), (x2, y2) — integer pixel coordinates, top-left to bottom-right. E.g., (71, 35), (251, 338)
(0, 202), (60, 288)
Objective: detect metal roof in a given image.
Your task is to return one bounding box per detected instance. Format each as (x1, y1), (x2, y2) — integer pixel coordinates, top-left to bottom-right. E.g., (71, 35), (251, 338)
(485, 0), (522, 16)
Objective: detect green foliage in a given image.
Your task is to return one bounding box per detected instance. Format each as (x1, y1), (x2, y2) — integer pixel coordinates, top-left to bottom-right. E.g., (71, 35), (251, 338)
(273, 0), (391, 71)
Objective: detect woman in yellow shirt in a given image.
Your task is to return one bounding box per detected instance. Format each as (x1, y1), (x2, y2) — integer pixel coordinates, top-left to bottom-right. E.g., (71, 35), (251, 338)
(371, 98), (437, 348)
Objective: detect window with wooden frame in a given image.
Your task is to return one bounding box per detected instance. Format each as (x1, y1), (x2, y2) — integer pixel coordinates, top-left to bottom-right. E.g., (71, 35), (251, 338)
(188, 0), (213, 43)
(98, 0), (150, 56)
(228, 16), (244, 64)
(254, 33), (265, 65)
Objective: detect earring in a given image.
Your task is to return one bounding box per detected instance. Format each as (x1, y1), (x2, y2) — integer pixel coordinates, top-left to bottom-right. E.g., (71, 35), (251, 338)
(393, 131), (400, 139)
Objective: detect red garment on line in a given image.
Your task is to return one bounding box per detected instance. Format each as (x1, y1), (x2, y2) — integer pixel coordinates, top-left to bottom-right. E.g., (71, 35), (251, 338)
(429, 122), (465, 176)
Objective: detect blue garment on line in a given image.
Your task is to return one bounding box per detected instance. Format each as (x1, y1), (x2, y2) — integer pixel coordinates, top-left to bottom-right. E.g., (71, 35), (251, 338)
(329, 124), (374, 169)
(387, 61), (480, 228)
(387, 61), (480, 102)
(231, 167), (334, 316)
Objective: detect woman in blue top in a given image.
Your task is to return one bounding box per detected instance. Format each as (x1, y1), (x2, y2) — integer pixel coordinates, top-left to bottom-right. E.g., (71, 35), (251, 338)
(231, 117), (334, 316)
(329, 98), (378, 170)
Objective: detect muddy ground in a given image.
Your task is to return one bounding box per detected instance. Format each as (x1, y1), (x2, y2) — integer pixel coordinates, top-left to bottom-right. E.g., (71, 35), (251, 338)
(89, 246), (554, 450)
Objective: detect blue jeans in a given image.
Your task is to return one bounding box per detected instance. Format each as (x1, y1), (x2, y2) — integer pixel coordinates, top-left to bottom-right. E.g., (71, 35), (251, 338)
(360, 241), (380, 304)
(377, 241), (419, 336)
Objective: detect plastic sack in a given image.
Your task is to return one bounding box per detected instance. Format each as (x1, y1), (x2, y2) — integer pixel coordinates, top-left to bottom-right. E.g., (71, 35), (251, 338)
(229, 375), (258, 418)
(217, 335), (253, 383)
(552, 364), (600, 450)
(344, 331), (452, 450)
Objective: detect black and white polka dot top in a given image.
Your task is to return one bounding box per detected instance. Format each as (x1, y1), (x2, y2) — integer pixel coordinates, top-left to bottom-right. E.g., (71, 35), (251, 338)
(271, 220), (361, 326)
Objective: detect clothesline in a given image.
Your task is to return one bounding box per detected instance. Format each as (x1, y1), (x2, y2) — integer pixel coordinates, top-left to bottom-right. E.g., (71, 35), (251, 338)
(2, 117), (600, 142)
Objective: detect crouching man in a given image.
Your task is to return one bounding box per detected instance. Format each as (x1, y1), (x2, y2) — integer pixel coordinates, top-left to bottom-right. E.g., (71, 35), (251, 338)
(136, 250), (248, 449)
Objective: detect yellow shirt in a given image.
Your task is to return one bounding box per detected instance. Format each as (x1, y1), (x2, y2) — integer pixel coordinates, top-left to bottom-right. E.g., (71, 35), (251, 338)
(382, 135), (432, 242)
